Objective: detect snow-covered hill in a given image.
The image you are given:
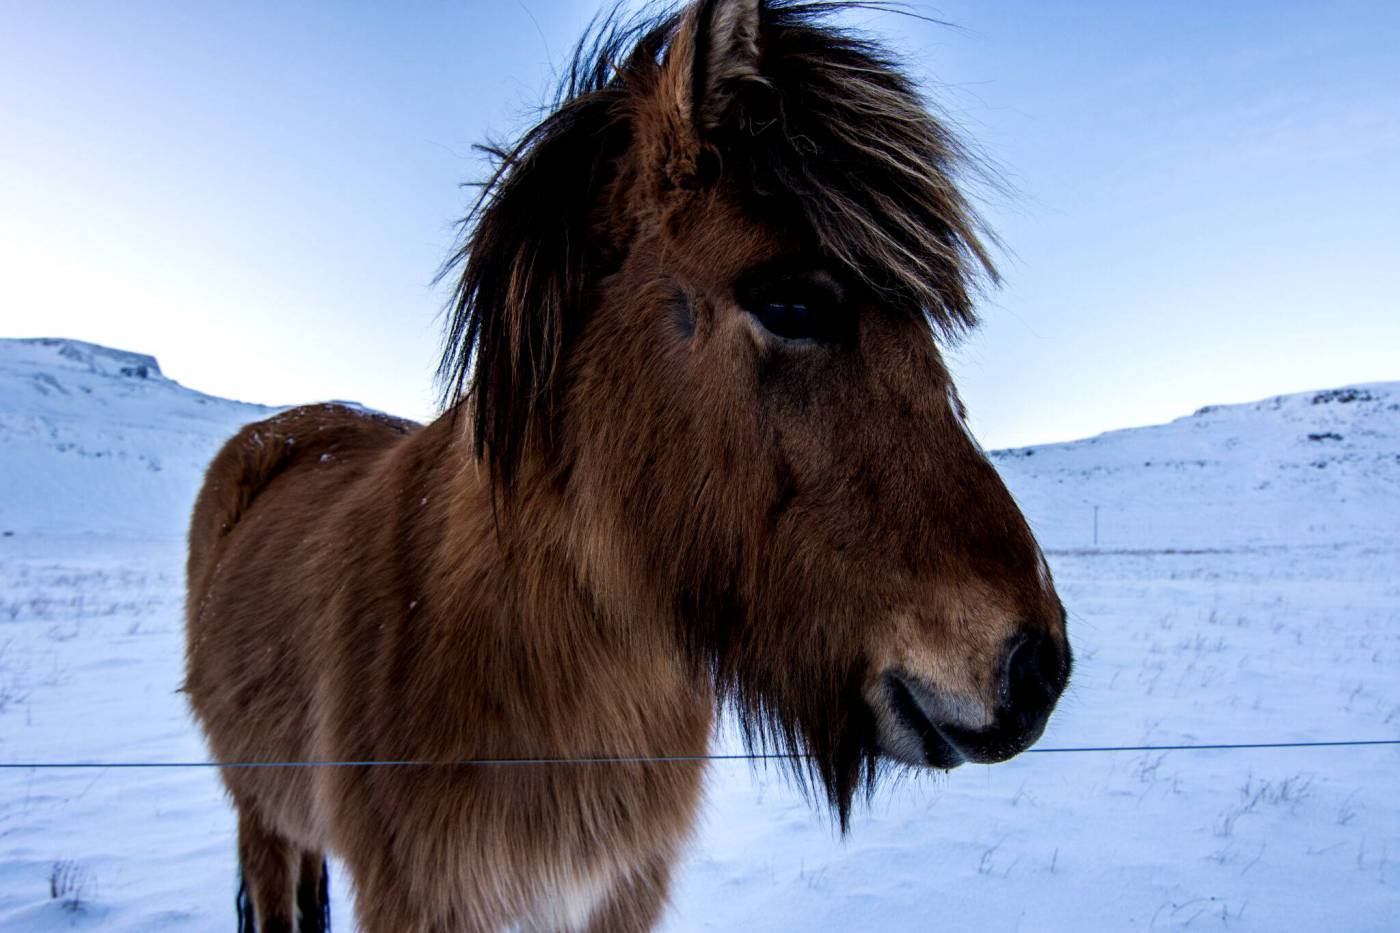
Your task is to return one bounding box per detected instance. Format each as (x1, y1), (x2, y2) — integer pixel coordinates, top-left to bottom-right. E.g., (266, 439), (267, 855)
(0, 338), (276, 538)
(992, 381), (1400, 551)
(4, 337), (1397, 546)
(0, 338), (1397, 931)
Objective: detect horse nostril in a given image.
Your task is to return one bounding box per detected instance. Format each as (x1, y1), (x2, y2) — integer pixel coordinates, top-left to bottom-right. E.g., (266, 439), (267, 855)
(1002, 631), (1069, 717)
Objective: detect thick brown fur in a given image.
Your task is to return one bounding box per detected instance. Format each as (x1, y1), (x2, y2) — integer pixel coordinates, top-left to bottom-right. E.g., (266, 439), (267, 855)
(186, 2), (1069, 930)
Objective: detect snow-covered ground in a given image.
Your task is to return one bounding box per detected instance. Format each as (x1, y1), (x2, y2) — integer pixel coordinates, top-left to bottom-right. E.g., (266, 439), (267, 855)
(0, 337), (1396, 930)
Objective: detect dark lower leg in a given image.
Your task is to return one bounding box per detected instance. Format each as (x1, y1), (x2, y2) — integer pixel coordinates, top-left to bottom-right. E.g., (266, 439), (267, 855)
(295, 852), (331, 933)
(237, 809), (296, 933)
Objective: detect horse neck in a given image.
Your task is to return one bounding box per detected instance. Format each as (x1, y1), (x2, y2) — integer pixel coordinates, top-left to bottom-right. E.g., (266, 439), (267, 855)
(432, 445), (715, 758)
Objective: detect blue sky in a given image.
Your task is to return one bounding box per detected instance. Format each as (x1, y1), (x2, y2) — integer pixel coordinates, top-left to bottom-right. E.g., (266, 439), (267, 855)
(2, 1), (1397, 447)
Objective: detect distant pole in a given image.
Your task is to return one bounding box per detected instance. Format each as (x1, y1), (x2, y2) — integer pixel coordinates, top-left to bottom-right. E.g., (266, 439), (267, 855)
(1093, 505), (1099, 547)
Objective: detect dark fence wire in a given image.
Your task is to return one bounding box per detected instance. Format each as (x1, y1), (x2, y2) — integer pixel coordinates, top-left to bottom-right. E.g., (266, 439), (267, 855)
(2, 738), (1398, 769)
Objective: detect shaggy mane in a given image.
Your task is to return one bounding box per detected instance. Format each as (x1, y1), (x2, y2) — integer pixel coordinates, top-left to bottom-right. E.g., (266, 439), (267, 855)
(437, 0), (997, 496)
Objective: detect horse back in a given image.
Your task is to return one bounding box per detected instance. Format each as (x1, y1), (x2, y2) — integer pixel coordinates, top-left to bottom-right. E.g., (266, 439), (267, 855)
(186, 403), (417, 612)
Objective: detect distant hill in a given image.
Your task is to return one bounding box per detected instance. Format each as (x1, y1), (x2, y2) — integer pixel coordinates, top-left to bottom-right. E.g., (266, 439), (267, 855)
(2, 337), (1396, 550)
(0, 338), (277, 538)
(994, 381), (1400, 550)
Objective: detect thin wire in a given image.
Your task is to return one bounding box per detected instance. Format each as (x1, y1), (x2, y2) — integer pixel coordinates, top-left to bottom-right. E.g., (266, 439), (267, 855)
(1, 739), (1397, 769)
(1025, 739), (1400, 753)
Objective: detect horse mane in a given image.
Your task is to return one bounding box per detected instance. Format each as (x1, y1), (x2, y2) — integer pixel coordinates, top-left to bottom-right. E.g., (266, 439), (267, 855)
(437, 0), (997, 496)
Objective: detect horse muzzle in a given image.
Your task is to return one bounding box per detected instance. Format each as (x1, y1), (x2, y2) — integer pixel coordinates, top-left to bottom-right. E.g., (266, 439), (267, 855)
(874, 631), (1072, 768)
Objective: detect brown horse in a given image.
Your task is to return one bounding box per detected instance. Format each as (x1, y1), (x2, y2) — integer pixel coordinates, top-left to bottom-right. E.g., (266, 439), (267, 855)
(184, 1), (1071, 929)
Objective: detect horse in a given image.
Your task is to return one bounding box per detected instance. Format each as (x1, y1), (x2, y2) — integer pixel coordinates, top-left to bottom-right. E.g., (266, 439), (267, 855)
(184, 1), (1072, 929)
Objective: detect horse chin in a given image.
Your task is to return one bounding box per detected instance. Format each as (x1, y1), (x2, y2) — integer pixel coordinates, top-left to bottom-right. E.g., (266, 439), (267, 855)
(874, 676), (968, 770)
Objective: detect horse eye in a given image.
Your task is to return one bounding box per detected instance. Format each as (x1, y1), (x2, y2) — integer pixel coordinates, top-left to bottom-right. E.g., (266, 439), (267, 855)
(757, 301), (813, 339)
(738, 271), (847, 344)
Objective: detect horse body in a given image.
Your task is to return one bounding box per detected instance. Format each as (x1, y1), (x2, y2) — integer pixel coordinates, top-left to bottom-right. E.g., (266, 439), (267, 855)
(187, 404), (709, 929)
(187, 2), (1072, 929)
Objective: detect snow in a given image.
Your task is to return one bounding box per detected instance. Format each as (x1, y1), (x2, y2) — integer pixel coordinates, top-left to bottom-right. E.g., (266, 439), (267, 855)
(1, 337), (1397, 930)
(0, 338), (277, 539)
(991, 382), (1400, 552)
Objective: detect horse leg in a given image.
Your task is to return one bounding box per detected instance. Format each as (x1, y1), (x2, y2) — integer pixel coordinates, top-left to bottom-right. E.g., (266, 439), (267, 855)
(295, 851), (332, 933)
(237, 808), (297, 932)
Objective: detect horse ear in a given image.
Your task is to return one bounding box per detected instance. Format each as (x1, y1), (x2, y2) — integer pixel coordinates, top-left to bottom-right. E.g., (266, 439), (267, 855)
(669, 0), (765, 138)
(694, 0), (764, 133)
